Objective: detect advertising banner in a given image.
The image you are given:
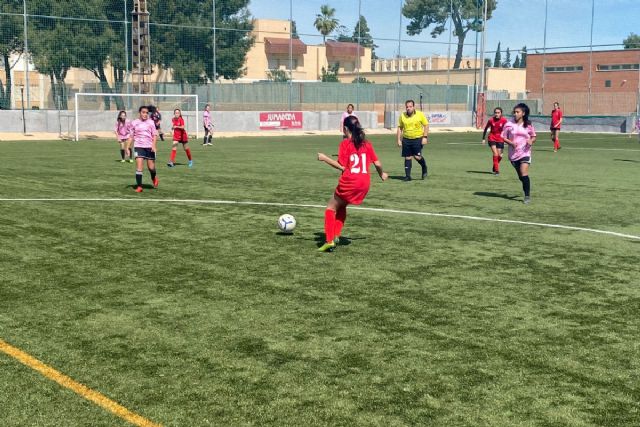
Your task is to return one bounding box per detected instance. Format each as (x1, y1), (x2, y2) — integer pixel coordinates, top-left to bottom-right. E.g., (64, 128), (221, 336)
(259, 112), (303, 130)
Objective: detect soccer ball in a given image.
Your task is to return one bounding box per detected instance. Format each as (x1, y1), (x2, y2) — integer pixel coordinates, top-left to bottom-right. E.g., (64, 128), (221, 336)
(277, 214), (296, 233)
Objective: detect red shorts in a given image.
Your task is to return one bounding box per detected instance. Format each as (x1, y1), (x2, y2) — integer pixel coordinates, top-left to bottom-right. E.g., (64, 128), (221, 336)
(173, 131), (188, 143)
(335, 181), (370, 205)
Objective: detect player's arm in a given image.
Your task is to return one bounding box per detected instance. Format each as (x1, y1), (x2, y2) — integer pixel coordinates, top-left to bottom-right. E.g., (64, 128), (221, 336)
(152, 132), (158, 152)
(482, 121), (491, 142)
(396, 126), (403, 147)
(373, 160), (388, 181)
(317, 153), (345, 171)
(421, 122), (429, 145)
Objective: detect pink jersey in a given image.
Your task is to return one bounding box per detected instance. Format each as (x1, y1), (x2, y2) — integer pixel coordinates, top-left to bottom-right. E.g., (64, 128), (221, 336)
(129, 118), (157, 148)
(203, 110), (212, 128)
(115, 120), (131, 141)
(341, 111), (357, 124)
(501, 120), (536, 161)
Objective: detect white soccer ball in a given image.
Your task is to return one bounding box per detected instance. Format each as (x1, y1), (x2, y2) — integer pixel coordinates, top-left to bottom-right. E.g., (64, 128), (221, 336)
(277, 214), (296, 233)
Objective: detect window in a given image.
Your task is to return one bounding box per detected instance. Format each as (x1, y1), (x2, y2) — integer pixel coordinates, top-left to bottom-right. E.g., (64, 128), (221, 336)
(267, 58), (297, 70)
(544, 65), (584, 73)
(605, 80), (611, 88)
(597, 63), (640, 71)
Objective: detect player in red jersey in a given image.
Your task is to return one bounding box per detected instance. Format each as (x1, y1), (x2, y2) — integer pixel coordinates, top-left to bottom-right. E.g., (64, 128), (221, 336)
(550, 101), (563, 152)
(316, 115), (388, 252)
(482, 107), (508, 175)
(167, 108), (193, 168)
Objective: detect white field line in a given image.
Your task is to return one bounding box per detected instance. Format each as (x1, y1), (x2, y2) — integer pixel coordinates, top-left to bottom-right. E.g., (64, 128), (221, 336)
(446, 142), (640, 152)
(1, 198), (639, 241)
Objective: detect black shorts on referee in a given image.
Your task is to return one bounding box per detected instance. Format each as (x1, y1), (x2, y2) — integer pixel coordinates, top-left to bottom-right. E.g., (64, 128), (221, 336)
(401, 137), (424, 157)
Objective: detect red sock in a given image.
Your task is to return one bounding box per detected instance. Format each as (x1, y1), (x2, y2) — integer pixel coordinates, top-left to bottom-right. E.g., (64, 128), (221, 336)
(555, 138), (560, 149)
(185, 148), (192, 160)
(170, 149), (177, 162)
(324, 209), (336, 243)
(492, 156), (499, 172)
(334, 206), (347, 238)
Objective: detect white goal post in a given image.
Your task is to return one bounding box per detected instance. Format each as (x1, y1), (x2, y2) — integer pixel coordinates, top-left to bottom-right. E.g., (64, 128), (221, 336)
(74, 93), (199, 142)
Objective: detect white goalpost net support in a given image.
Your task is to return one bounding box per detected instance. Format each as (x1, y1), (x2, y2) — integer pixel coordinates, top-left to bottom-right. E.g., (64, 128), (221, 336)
(74, 93), (199, 142)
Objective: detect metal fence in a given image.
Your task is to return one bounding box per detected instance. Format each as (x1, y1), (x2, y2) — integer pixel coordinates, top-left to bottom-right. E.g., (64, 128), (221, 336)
(1, 0), (638, 118)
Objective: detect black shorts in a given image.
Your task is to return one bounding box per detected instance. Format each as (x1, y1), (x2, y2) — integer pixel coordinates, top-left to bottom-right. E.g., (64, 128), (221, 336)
(488, 141), (505, 149)
(134, 147), (156, 160)
(550, 127), (560, 131)
(511, 157), (531, 169)
(401, 137), (424, 157)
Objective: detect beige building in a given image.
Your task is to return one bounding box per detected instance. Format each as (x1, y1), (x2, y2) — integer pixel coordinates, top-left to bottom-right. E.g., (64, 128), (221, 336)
(242, 19), (372, 82)
(372, 56), (482, 72)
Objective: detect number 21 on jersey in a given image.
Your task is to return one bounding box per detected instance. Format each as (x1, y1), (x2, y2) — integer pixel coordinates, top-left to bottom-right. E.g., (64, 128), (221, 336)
(350, 153), (367, 174)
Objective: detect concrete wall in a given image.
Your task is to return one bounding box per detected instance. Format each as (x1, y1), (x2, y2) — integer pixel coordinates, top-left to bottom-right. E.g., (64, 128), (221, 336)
(384, 111), (476, 129)
(0, 110), (379, 134)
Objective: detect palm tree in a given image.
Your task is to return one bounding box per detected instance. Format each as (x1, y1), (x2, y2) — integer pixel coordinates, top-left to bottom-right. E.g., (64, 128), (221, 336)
(314, 4), (339, 44)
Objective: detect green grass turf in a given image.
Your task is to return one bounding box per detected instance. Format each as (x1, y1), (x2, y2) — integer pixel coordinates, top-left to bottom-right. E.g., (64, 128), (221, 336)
(0, 132), (639, 426)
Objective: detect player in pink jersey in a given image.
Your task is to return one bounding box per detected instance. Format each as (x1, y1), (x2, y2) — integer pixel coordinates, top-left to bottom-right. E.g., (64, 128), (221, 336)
(632, 116), (640, 143)
(167, 108), (193, 168)
(501, 103), (537, 204)
(203, 103), (213, 146)
(114, 110), (133, 163)
(317, 115), (388, 252)
(339, 103), (357, 136)
(482, 107), (508, 175)
(550, 101), (563, 152)
(127, 105), (159, 193)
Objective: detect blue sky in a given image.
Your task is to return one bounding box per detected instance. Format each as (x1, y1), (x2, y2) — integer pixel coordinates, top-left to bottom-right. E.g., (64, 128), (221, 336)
(247, 0), (639, 59)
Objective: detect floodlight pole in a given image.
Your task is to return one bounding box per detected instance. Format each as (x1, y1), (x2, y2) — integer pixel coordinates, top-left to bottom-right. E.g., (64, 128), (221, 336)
(212, 0), (217, 109)
(541, 0), (548, 114)
(20, 86), (26, 134)
(445, 0), (453, 111)
(23, 0), (30, 109)
(587, 0), (595, 114)
(478, 0), (488, 94)
(356, 0), (361, 110)
(288, 0), (292, 111)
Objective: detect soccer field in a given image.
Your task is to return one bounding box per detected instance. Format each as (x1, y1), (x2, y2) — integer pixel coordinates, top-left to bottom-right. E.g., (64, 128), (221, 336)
(1, 132), (639, 426)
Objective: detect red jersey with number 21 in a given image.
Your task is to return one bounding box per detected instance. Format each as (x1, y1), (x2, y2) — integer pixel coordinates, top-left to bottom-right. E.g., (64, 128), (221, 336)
(335, 138), (379, 205)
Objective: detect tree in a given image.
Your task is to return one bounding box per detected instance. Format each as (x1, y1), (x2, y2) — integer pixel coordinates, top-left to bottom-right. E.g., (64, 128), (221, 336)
(353, 15), (378, 59)
(0, 0), (23, 109)
(352, 76), (373, 84)
(502, 47), (511, 68)
(623, 33), (640, 49)
(493, 42), (501, 68)
(321, 63), (339, 82)
(266, 69), (289, 82)
(402, 0), (497, 69)
(520, 46), (527, 68)
(150, 0), (254, 83)
(513, 55), (520, 69)
(314, 4), (339, 44)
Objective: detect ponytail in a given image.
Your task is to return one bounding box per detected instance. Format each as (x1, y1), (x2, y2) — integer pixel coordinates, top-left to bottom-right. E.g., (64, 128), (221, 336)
(343, 115), (366, 149)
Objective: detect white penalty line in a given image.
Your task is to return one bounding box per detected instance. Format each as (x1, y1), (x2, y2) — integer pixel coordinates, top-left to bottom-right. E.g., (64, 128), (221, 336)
(2, 197), (639, 241)
(446, 142), (640, 152)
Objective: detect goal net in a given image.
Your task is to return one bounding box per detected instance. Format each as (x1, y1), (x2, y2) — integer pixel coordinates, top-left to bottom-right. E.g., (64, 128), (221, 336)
(73, 93), (199, 141)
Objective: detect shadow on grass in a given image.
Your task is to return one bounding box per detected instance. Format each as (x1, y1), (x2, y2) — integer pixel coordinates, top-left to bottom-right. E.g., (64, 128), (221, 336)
(466, 170), (494, 175)
(614, 159), (640, 163)
(126, 184), (155, 190)
(388, 175), (410, 181)
(473, 191), (520, 201)
(312, 232), (357, 247)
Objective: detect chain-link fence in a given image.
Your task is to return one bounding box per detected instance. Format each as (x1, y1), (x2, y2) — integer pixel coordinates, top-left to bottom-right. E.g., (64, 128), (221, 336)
(1, 0), (638, 119)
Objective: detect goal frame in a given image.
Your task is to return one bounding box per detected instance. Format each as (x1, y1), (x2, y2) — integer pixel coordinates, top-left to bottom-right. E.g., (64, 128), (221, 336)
(74, 93), (199, 141)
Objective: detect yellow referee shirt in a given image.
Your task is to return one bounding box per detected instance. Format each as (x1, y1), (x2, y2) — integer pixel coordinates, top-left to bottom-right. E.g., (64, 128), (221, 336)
(398, 111), (429, 139)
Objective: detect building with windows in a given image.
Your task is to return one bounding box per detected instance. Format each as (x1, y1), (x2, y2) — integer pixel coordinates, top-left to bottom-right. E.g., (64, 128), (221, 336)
(526, 49), (640, 114)
(241, 19), (372, 82)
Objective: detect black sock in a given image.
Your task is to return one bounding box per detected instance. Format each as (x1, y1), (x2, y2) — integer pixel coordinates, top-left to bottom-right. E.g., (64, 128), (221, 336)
(120, 149), (125, 160)
(521, 175), (530, 196)
(208, 135), (212, 144)
(404, 159), (412, 177)
(135, 171), (143, 187)
(417, 157), (427, 174)
(204, 135), (208, 144)
(150, 169), (156, 181)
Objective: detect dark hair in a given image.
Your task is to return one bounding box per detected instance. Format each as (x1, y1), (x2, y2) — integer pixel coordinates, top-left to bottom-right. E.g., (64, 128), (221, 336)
(174, 108), (182, 116)
(494, 107), (503, 114)
(343, 115), (366, 149)
(139, 105), (149, 113)
(513, 103), (531, 127)
(117, 110), (127, 123)
(405, 99), (415, 107)
(347, 103), (354, 109)
(146, 105), (156, 113)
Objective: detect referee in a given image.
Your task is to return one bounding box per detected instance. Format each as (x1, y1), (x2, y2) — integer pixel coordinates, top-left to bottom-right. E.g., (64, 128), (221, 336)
(397, 99), (429, 181)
